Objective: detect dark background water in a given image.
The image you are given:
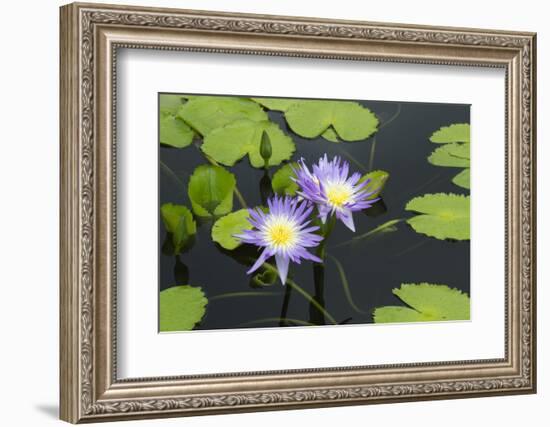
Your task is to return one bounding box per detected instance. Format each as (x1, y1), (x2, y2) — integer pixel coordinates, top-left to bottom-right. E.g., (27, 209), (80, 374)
(159, 96), (470, 330)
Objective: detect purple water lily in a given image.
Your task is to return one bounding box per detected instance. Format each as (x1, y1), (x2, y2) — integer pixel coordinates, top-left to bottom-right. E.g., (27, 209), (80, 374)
(235, 196), (323, 285)
(293, 154), (378, 232)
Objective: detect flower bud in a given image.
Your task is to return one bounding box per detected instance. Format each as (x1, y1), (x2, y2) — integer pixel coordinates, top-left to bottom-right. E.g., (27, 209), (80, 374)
(260, 130), (272, 164)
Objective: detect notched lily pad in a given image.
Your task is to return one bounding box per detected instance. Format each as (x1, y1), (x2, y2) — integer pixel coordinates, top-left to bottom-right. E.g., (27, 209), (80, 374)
(159, 285), (208, 332)
(160, 94), (186, 115)
(178, 96), (268, 136)
(428, 144), (471, 168)
(428, 147), (469, 169)
(211, 209), (252, 250)
(321, 127), (340, 142)
(252, 97), (299, 112)
(201, 119), (295, 168)
(160, 113), (194, 148)
(453, 168), (470, 189)
(405, 193), (470, 240)
(373, 283), (470, 323)
(187, 164), (236, 217)
(271, 162), (299, 196)
(446, 142), (470, 159)
(284, 100), (379, 141)
(160, 203), (197, 253)
(429, 123), (470, 144)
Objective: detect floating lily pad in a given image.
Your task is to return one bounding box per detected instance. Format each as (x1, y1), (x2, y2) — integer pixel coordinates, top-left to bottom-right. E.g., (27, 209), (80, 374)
(359, 170), (389, 199)
(429, 123), (470, 144)
(453, 168), (470, 189)
(160, 203), (197, 253)
(160, 113), (194, 148)
(284, 100), (379, 141)
(252, 97), (299, 112)
(428, 144), (471, 168)
(178, 96), (267, 136)
(406, 193), (470, 240)
(446, 142), (470, 159)
(321, 127), (340, 142)
(187, 164), (236, 217)
(373, 283), (470, 323)
(271, 162), (299, 196)
(211, 209), (252, 250)
(160, 94), (185, 115)
(201, 119), (295, 168)
(159, 285), (208, 332)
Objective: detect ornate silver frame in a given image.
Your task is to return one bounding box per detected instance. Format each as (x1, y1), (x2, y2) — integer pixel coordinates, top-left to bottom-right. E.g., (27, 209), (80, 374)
(60, 2), (536, 423)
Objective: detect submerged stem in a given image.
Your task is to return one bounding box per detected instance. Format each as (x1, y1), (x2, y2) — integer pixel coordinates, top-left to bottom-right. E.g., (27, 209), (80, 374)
(394, 239), (428, 257)
(366, 103), (402, 172)
(160, 160), (185, 188)
(333, 219), (402, 248)
(234, 188), (248, 209)
(327, 254), (365, 314)
(340, 150), (367, 172)
(380, 103), (402, 131)
(368, 137), (377, 172)
(261, 262), (338, 325)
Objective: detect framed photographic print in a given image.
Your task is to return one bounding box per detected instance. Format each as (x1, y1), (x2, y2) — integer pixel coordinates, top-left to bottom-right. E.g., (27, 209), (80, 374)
(60, 2), (537, 423)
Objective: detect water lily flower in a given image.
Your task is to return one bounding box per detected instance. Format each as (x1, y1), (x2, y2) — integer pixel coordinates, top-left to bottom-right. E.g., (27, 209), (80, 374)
(235, 196), (323, 285)
(293, 154), (378, 232)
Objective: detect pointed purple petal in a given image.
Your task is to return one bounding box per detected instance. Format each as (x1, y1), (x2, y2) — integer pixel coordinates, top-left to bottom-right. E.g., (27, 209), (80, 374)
(338, 209), (356, 232)
(318, 204), (331, 223)
(246, 248), (272, 275)
(275, 253), (290, 285)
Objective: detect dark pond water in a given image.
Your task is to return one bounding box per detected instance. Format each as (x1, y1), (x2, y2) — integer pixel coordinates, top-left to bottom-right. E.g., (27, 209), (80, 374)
(159, 96), (470, 330)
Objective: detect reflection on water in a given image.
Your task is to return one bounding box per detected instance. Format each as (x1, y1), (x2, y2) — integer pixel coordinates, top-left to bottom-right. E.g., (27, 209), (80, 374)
(159, 99), (470, 330)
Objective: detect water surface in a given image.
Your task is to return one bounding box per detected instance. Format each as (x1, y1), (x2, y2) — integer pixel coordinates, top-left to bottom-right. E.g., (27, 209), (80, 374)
(159, 97), (470, 330)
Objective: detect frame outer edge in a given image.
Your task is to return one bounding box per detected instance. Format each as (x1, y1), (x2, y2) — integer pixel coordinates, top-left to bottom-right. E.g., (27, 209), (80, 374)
(60, 3), (81, 424)
(59, 2), (537, 422)
(528, 33), (537, 393)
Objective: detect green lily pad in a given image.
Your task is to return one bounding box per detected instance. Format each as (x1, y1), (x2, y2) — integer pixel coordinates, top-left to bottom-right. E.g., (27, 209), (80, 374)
(187, 164), (236, 217)
(446, 142), (470, 159)
(405, 193), (470, 240)
(160, 113), (194, 148)
(251, 97), (299, 112)
(160, 94), (185, 115)
(359, 170), (389, 199)
(178, 96), (268, 136)
(321, 127), (340, 142)
(160, 203), (197, 253)
(428, 144), (471, 168)
(429, 123), (470, 144)
(453, 168), (470, 189)
(284, 100), (379, 141)
(373, 283), (470, 323)
(211, 209), (252, 250)
(159, 285), (208, 332)
(272, 162), (299, 196)
(201, 119), (295, 168)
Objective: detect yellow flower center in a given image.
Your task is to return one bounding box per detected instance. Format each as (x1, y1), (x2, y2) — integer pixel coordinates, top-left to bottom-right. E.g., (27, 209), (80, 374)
(269, 224), (294, 246)
(267, 222), (296, 247)
(326, 183), (352, 208)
